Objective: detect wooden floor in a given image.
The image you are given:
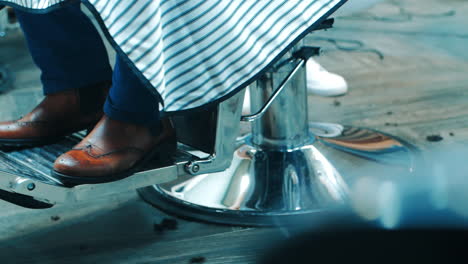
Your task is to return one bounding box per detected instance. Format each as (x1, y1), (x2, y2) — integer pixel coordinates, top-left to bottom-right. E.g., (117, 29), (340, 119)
(0, 0), (467, 263)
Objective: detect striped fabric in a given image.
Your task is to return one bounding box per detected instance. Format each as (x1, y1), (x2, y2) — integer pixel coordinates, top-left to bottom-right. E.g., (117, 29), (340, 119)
(0, 0), (345, 113)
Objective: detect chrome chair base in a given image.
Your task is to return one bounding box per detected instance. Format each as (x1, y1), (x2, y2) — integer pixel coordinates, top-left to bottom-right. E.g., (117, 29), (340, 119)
(138, 123), (418, 226)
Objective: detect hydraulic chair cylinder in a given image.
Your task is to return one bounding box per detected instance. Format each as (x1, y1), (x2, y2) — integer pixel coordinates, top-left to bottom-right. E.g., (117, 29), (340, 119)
(251, 60), (311, 150)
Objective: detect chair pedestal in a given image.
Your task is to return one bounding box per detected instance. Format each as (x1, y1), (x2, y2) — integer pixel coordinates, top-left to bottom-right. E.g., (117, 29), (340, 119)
(139, 56), (418, 226)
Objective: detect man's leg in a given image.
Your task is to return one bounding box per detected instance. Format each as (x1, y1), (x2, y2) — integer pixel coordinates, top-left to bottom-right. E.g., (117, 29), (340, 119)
(0, 3), (112, 147)
(15, 2), (112, 94)
(0, 3), (173, 183)
(104, 57), (160, 130)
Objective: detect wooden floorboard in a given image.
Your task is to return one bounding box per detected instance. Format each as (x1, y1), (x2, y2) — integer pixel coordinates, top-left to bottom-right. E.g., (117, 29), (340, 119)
(0, 0), (467, 263)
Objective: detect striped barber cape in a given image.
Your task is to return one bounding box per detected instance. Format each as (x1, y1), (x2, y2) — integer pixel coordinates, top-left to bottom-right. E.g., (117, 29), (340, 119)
(0, 0), (346, 114)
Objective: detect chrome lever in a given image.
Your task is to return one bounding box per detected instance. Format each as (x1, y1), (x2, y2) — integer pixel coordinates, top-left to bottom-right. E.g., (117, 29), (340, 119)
(240, 59), (305, 122)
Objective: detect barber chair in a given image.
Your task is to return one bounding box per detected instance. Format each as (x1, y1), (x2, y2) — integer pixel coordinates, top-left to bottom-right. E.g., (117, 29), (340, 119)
(0, 18), (417, 226)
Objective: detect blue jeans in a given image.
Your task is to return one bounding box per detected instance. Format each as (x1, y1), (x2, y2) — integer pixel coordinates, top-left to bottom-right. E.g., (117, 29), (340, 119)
(15, 3), (160, 126)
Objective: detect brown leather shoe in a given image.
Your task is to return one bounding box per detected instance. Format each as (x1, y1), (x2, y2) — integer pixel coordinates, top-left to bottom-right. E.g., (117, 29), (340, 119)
(0, 81), (110, 148)
(52, 116), (177, 185)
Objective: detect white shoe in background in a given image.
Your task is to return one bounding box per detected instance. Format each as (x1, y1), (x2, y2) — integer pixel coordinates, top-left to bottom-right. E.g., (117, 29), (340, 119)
(306, 58), (348, 97)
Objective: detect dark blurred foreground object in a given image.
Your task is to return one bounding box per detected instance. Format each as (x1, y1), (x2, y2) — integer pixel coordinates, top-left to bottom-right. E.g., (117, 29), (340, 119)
(259, 212), (468, 264)
(260, 180), (468, 264)
(260, 227), (468, 264)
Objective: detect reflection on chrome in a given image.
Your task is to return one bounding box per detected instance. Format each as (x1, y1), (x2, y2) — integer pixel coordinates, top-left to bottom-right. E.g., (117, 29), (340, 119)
(143, 124), (417, 226)
(139, 47), (418, 226)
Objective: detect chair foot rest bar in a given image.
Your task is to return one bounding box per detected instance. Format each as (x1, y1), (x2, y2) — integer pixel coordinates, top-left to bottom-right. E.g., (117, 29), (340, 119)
(0, 134), (195, 207)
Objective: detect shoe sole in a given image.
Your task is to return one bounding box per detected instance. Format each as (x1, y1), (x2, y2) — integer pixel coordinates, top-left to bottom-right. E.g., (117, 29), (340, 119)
(51, 137), (178, 187)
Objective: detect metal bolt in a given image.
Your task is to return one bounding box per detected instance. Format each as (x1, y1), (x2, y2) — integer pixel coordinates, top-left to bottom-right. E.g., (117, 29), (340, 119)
(27, 183), (36, 191)
(192, 164), (200, 173)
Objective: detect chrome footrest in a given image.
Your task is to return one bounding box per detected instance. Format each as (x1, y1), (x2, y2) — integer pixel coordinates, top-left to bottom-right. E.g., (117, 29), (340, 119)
(0, 135), (194, 207)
